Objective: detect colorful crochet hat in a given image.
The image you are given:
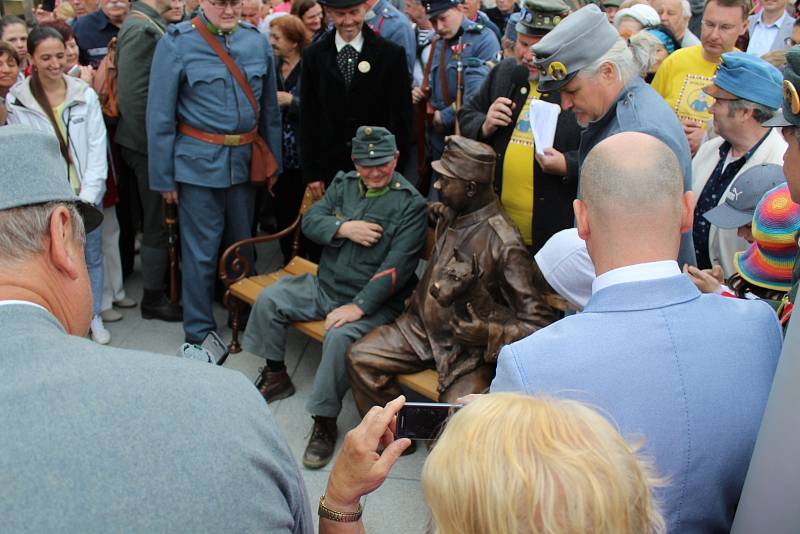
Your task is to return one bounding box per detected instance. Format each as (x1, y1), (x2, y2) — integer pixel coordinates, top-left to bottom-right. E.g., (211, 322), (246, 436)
(735, 183), (800, 292)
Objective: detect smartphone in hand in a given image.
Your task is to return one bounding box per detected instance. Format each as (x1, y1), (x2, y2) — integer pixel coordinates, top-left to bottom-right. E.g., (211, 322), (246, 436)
(395, 402), (462, 440)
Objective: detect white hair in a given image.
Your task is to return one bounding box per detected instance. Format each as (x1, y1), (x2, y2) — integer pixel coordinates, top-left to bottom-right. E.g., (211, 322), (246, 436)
(628, 31), (663, 76)
(581, 38), (641, 85)
(681, 0), (691, 18)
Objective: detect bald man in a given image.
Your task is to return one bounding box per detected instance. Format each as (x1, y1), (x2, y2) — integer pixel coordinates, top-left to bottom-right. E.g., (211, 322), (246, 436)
(492, 132), (783, 533)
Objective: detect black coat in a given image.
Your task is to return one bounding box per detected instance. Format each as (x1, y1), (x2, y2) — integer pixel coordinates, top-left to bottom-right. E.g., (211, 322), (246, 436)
(299, 25), (412, 186)
(458, 58), (582, 253)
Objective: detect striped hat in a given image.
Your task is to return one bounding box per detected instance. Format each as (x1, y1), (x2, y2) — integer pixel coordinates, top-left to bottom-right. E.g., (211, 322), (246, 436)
(735, 183), (800, 292)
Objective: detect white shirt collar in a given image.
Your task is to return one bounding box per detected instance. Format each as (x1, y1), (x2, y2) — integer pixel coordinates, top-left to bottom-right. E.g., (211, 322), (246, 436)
(0, 299), (49, 312)
(591, 260), (681, 295)
(756, 10), (787, 29)
(335, 31), (364, 53)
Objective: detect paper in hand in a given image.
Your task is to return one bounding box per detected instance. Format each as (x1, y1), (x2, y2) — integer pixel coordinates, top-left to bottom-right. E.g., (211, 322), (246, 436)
(529, 99), (561, 156)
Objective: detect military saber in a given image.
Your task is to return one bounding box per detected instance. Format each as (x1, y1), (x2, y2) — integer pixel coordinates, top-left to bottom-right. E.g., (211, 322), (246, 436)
(454, 36), (464, 137)
(165, 202), (180, 305)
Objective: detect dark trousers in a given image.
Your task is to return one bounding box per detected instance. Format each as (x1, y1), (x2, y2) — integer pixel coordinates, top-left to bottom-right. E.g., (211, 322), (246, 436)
(121, 147), (169, 292)
(273, 167), (307, 263)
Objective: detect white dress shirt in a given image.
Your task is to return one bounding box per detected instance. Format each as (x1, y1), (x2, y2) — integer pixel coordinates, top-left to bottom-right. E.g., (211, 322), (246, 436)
(335, 31), (364, 53)
(591, 260), (682, 295)
(747, 11), (787, 57)
(0, 299), (48, 312)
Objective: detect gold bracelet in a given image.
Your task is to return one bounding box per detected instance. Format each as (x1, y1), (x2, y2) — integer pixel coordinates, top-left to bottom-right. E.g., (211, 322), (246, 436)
(318, 495), (363, 523)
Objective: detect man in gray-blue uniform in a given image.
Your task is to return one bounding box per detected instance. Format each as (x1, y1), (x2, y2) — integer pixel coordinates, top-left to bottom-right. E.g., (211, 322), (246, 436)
(365, 0), (417, 76)
(0, 126), (311, 534)
(147, 0), (282, 343)
(532, 4), (697, 266)
(413, 0), (501, 162)
(243, 126), (427, 470)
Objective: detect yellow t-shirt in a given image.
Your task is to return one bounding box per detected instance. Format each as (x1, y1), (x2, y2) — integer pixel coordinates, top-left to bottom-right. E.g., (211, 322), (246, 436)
(52, 102), (80, 194)
(501, 82), (539, 246)
(651, 45), (719, 126)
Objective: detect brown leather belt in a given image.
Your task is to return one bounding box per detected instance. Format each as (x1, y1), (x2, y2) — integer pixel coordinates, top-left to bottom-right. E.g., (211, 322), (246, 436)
(178, 122), (258, 147)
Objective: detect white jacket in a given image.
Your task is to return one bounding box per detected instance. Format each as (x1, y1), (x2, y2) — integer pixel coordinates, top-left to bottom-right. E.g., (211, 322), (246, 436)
(692, 127), (787, 278)
(5, 75), (107, 206)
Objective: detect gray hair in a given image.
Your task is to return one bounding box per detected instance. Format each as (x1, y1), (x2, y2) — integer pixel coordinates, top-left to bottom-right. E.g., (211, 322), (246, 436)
(682, 0), (691, 18)
(727, 99), (776, 123)
(628, 31), (663, 76)
(0, 202), (85, 266)
(581, 38), (642, 85)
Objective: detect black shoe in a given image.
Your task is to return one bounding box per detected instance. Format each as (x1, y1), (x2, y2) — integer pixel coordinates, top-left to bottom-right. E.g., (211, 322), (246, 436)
(141, 290), (183, 322)
(254, 367), (295, 403)
(303, 416), (338, 469)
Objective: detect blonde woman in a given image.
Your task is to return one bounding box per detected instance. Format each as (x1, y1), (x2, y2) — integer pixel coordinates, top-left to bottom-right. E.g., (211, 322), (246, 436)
(321, 394), (665, 534)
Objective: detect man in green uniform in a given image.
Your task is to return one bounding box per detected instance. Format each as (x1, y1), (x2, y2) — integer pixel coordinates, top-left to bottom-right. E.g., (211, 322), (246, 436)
(764, 46), (800, 329)
(242, 126), (428, 469)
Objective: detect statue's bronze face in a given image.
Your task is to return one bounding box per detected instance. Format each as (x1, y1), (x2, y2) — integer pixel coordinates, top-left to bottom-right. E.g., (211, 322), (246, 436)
(434, 175), (470, 212)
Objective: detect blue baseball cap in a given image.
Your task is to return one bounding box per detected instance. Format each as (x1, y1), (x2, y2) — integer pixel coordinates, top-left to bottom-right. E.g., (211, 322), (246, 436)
(704, 52), (784, 110)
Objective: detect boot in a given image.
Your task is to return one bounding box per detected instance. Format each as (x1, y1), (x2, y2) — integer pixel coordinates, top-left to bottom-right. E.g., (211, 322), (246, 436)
(141, 289), (183, 322)
(303, 416), (338, 469)
(254, 367), (295, 402)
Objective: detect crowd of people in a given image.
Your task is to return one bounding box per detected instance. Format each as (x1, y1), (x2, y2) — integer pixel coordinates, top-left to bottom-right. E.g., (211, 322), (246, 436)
(2, 0), (800, 530)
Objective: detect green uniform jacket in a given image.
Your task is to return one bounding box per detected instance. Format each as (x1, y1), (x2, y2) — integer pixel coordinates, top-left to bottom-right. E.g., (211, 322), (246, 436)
(302, 170), (427, 315)
(115, 2), (167, 153)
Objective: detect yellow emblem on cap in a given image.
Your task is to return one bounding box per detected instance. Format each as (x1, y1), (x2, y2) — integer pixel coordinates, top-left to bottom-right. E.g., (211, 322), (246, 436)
(365, 127), (373, 135)
(784, 80), (800, 115)
(553, 15), (561, 24)
(548, 61), (568, 80)
(358, 60), (371, 74)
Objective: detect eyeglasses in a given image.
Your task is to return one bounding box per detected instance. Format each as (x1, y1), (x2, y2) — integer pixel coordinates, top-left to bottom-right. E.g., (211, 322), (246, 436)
(701, 19), (740, 33)
(205, 0), (242, 8)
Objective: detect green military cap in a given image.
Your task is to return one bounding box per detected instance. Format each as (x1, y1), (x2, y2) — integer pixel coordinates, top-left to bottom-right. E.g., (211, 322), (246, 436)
(351, 126), (397, 166)
(764, 45), (800, 128)
(516, 0), (571, 37)
(603, 0), (622, 7)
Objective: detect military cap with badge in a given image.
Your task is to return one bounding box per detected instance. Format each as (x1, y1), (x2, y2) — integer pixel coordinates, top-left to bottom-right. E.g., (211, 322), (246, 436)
(764, 45), (800, 128)
(351, 125), (398, 166)
(516, 0), (570, 37)
(424, 0), (461, 18)
(531, 4), (620, 92)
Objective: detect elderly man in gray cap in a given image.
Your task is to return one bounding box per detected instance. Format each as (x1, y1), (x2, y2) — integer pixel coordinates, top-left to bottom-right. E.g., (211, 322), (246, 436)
(532, 3), (696, 266)
(459, 0), (582, 253)
(0, 125), (311, 533)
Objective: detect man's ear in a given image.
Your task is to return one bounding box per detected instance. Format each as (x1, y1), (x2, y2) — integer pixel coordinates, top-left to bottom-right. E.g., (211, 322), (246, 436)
(47, 206), (83, 281)
(679, 191), (695, 234)
(574, 198), (590, 240)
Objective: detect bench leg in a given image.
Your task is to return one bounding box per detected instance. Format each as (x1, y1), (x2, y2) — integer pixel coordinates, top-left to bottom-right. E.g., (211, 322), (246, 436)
(226, 293), (243, 354)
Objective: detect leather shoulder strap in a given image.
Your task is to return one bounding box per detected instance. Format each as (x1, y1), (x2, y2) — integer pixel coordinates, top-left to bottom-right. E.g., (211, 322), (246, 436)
(420, 35), (437, 92)
(129, 11), (166, 35)
(191, 17), (259, 117)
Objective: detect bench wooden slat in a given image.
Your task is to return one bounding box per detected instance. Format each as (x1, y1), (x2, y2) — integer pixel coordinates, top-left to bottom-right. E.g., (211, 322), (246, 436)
(398, 369), (440, 401)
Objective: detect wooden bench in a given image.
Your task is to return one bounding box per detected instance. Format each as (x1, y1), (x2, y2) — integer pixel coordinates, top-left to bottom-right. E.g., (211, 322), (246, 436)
(219, 188), (441, 401)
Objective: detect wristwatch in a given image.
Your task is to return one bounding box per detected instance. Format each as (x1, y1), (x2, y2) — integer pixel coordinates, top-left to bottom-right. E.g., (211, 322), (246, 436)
(318, 495), (363, 522)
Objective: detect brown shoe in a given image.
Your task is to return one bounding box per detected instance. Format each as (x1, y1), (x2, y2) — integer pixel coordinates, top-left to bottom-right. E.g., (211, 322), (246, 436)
(254, 367), (295, 403)
(303, 416), (338, 469)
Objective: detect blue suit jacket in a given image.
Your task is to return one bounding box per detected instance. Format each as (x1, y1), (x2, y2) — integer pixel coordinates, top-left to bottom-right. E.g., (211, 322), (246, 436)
(492, 275), (782, 533)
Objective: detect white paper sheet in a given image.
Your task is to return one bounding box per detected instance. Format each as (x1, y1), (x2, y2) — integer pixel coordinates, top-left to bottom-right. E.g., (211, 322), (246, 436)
(529, 99), (561, 156)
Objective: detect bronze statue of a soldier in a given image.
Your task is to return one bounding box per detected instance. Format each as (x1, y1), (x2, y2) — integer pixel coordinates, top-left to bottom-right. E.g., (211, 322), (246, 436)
(347, 135), (558, 416)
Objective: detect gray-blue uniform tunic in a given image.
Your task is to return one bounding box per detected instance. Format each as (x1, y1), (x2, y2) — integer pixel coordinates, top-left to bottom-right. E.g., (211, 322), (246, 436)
(242, 170), (427, 417)
(427, 16), (500, 161)
(366, 0), (416, 78)
(147, 14), (282, 342)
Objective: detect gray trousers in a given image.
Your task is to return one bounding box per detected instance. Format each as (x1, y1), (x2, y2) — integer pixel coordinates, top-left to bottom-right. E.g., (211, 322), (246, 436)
(242, 274), (398, 418)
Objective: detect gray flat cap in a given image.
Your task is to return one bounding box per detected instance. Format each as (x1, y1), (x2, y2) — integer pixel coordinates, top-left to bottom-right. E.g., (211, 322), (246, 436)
(0, 125), (102, 232)
(532, 4), (620, 92)
(703, 164), (786, 229)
